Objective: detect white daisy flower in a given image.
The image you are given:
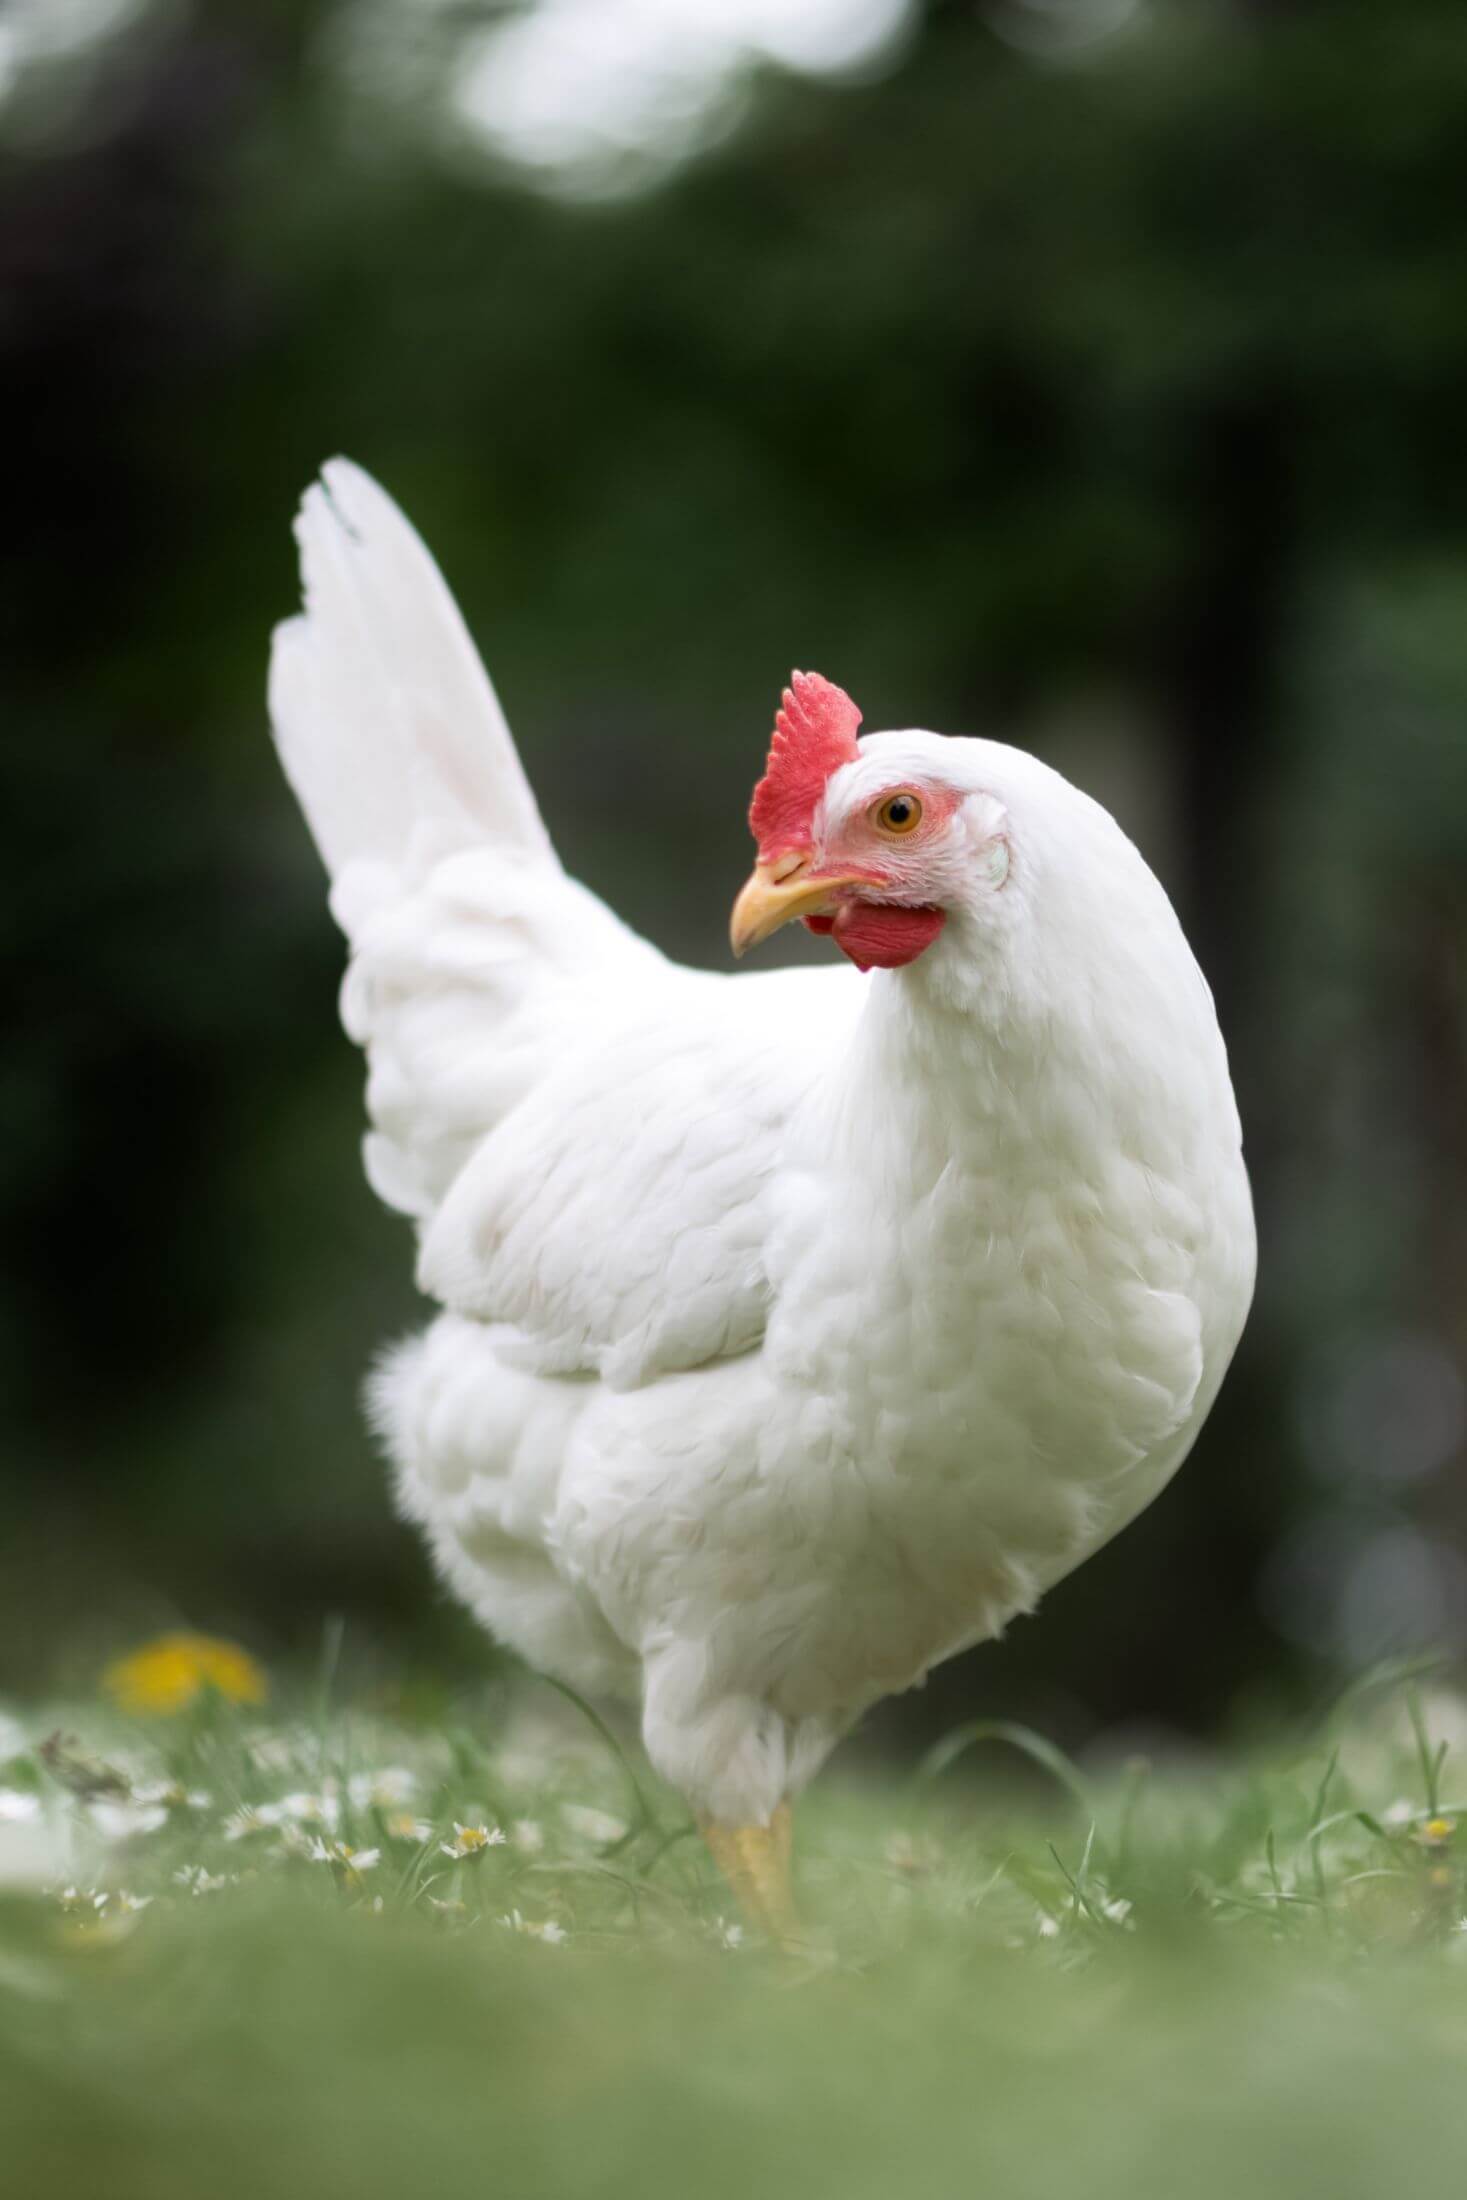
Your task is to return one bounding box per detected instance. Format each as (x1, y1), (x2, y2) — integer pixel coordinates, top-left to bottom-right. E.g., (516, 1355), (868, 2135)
(348, 1768), (417, 1810)
(0, 1790), (40, 1823)
(511, 1819), (545, 1854)
(382, 1811), (433, 1845)
(56, 1885), (110, 1913)
(500, 1908), (565, 1944)
(221, 1807), (272, 1842)
(130, 1781), (211, 1811)
(172, 1865), (234, 1895)
(240, 1790), (341, 1836)
(276, 1789), (341, 1831)
(306, 1837), (380, 1872)
(440, 1822), (506, 1860)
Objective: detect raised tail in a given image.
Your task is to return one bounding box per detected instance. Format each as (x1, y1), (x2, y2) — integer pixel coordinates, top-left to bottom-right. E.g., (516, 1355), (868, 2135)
(268, 461), (660, 1223)
(269, 458), (553, 888)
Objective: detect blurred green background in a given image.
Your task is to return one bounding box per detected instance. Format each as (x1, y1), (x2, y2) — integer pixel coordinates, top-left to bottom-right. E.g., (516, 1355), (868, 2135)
(3, 0), (1465, 1751)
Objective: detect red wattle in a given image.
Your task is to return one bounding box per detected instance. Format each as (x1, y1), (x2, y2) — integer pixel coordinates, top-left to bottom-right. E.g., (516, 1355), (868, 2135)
(829, 901), (946, 971)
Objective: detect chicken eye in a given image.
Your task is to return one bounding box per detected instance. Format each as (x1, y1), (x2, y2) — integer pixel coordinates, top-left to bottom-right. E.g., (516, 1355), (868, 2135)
(874, 791), (923, 835)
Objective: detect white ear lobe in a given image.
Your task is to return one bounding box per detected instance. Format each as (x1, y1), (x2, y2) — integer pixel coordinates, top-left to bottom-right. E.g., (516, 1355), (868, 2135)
(966, 794), (1012, 887)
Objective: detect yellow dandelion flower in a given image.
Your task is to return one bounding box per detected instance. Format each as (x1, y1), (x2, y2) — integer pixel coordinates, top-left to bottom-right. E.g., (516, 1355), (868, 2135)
(103, 1633), (268, 1717)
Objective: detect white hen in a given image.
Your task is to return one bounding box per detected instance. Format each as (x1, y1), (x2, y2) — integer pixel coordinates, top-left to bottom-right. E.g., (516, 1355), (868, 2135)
(269, 460), (1255, 1933)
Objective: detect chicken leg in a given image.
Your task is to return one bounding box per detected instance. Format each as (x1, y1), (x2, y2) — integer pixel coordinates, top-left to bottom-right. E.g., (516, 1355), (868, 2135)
(699, 1801), (799, 1945)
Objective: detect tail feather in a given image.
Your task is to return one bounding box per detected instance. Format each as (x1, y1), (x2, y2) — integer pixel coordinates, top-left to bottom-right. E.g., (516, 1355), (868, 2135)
(268, 458), (553, 880)
(268, 460), (659, 1224)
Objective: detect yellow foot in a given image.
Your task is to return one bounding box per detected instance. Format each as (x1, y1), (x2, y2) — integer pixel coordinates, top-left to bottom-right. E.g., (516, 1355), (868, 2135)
(699, 1801), (802, 1947)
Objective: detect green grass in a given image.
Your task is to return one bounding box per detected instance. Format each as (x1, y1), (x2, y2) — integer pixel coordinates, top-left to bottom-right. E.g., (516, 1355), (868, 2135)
(5, 1659), (1467, 2199)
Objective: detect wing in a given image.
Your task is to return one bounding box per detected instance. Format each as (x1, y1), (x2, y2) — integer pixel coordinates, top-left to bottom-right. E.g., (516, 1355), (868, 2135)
(417, 963), (862, 1389)
(334, 839), (665, 1221)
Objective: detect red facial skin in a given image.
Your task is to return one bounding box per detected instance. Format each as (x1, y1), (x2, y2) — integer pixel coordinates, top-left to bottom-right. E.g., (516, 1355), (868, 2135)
(749, 671), (950, 974)
(807, 781), (959, 969)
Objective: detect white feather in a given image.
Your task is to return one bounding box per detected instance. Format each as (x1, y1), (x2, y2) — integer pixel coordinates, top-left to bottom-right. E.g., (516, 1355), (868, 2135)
(269, 456), (548, 875)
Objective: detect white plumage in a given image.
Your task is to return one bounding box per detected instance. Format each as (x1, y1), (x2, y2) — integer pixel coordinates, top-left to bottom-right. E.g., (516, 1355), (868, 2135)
(269, 460), (1255, 1839)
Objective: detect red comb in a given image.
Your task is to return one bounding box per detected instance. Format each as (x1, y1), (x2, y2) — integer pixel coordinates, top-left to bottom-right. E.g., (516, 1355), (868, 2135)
(748, 671), (863, 860)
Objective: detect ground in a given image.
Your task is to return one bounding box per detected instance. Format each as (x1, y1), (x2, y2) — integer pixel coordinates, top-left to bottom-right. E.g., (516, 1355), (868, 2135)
(4, 1647), (1467, 2198)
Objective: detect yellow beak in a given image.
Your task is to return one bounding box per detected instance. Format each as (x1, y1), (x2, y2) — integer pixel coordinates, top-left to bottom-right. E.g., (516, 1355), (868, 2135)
(729, 855), (867, 957)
